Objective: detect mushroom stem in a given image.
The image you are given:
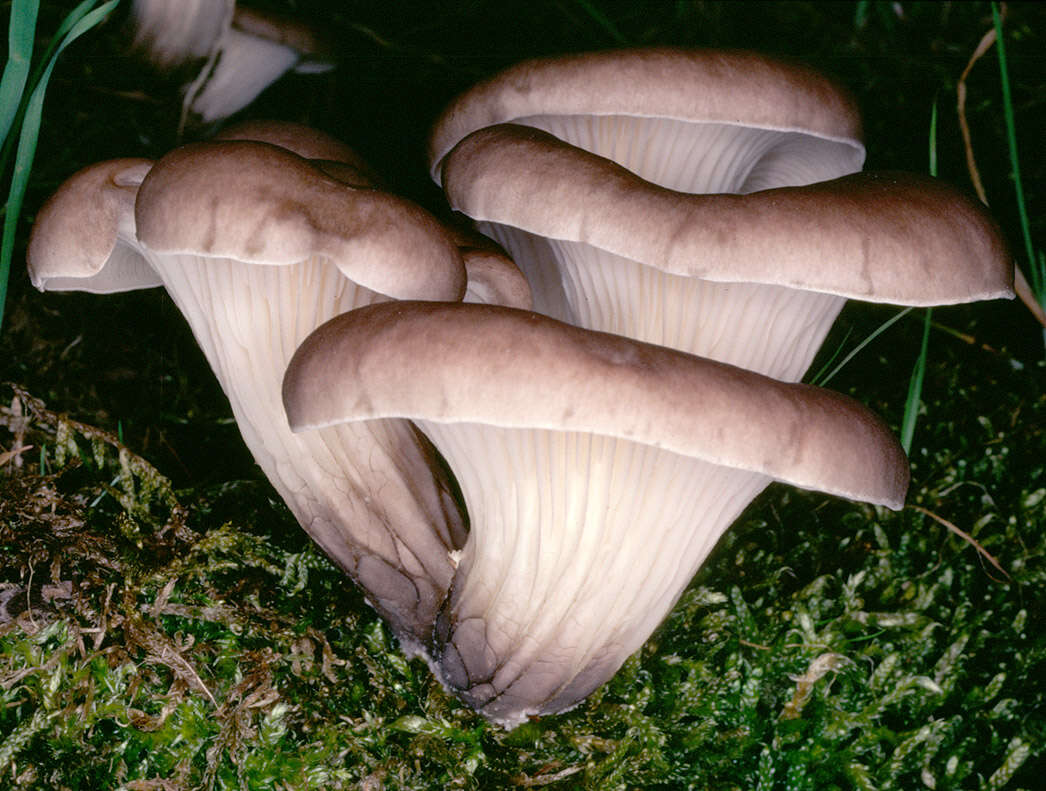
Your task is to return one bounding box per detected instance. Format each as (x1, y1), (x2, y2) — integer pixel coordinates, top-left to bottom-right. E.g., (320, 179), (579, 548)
(147, 253), (465, 645)
(422, 422), (770, 724)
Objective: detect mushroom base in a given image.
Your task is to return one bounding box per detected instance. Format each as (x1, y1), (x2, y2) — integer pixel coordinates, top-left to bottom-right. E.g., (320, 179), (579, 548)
(418, 421), (771, 727)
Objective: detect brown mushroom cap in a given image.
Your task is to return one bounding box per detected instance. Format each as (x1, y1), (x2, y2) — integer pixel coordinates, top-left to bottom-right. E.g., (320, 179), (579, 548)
(442, 124), (1013, 306)
(27, 159), (160, 293)
(136, 141), (466, 301)
(444, 223), (533, 310)
(285, 301), (908, 508)
(230, 5), (333, 64)
(429, 47), (865, 186)
(213, 119), (379, 185)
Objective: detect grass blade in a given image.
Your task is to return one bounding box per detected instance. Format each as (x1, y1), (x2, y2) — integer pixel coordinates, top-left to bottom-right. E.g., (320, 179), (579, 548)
(0, 0), (120, 332)
(991, 2), (1038, 298)
(0, 0), (39, 146)
(900, 99), (938, 453)
(811, 308), (913, 387)
(900, 309), (930, 454)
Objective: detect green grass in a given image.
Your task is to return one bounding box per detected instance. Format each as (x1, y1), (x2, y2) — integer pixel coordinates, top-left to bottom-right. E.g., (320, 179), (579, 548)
(0, 0), (120, 331)
(990, 2), (1045, 352)
(1, 1), (1044, 788)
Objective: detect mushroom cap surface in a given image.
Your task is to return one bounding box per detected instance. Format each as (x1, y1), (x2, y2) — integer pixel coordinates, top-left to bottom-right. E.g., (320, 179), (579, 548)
(27, 158), (160, 294)
(135, 141), (466, 301)
(429, 47), (865, 183)
(214, 119), (379, 184)
(230, 5), (333, 64)
(442, 124), (1014, 306)
(284, 301), (909, 508)
(446, 223), (533, 310)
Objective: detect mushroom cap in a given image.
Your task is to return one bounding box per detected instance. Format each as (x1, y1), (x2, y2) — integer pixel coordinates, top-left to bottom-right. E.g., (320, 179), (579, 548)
(230, 5), (334, 65)
(213, 119), (379, 185)
(442, 124), (1014, 306)
(27, 158), (161, 294)
(135, 140), (466, 301)
(445, 223), (533, 310)
(429, 47), (865, 183)
(129, 0), (233, 70)
(284, 301), (909, 509)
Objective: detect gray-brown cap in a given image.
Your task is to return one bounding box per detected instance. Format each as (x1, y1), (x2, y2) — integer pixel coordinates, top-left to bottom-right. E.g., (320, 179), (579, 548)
(443, 124), (1013, 306)
(213, 119), (380, 187)
(27, 159), (159, 294)
(284, 300), (909, 725)
(285, 301), (908, 507)
(136, 140), (465, 301)
(444, 223), (532, 310)
(429, 48), (866, 190)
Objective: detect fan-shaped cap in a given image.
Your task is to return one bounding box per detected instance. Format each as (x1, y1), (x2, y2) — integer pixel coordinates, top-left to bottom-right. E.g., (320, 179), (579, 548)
(429, 47), (865, 182)
(135, 141), (466, 301)
(442, 124), (1014, 305)
(285, 301), (909, 508)
(27, 159), (160, 294)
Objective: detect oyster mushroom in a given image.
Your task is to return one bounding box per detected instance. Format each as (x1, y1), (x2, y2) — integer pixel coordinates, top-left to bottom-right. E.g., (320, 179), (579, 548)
(429, 50), (1013, 381)
(27, 138), (475, 649)
(283, 301), (910, 726)
(439, 123), (1014, 380)
(429, 48), (866, 193)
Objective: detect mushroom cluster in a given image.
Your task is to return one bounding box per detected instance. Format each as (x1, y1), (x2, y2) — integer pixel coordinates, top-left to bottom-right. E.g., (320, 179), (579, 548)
(26, 121), (530, 652)
(282, 49), (1013, 726)
(29, 48), (1013, 730)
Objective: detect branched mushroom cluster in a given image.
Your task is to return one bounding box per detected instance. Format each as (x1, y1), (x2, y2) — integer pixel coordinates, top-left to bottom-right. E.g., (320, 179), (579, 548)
(28, 48), (1013, 729)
